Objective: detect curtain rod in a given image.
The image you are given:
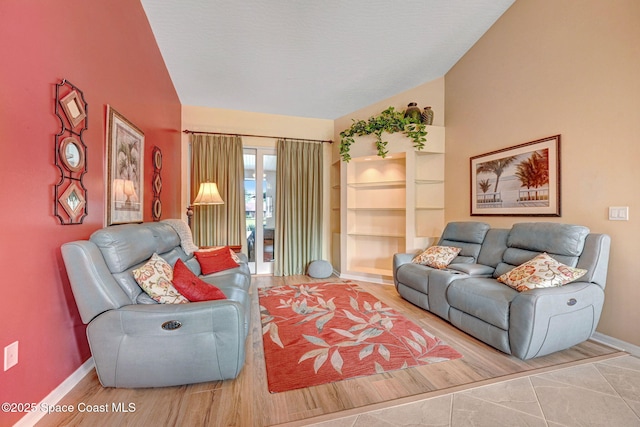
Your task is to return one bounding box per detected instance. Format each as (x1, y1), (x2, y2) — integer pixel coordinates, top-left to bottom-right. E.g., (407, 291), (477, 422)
(183, 129), (332, 144)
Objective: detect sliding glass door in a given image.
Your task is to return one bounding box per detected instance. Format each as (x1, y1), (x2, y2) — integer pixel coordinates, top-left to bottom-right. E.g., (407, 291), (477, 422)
(244, 148), (276, 274)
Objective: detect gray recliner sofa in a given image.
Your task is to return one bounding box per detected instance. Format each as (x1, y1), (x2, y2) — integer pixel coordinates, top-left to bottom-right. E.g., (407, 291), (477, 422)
(61, 221), (251, 388)
(393, 222), (611, 359)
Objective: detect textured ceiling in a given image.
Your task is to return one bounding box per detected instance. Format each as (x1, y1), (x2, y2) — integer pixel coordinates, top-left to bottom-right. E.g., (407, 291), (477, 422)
(140, 0), (514, 120)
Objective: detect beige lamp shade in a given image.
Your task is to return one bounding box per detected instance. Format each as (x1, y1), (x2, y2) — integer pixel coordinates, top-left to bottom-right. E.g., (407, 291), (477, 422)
(123, 179), (138, 202)
(113, 179), (138, 202)
(113, 179), (126, 202)
(193, 182), (224, 205)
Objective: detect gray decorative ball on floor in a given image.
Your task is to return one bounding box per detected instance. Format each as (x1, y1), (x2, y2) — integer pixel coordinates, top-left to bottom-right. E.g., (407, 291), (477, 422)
(307, 260), (333, 278)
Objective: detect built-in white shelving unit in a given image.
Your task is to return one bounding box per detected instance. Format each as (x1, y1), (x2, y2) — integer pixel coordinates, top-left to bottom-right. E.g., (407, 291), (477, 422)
(330, 159), (341, 272)
(339, 126), (445, 283)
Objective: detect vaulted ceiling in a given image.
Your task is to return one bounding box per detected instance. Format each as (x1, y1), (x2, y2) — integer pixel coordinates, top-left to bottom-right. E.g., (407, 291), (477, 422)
(141, 0), (515, 120)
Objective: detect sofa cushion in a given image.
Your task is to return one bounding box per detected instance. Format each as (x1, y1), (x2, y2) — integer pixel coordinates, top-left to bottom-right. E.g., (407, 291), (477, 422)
(476, 228), (509, 268)
(447, 278), (518, 330)
(172, 259), (227, 301)
(440, 222), (490, 244)
(507, 223), (590, 256)
(194, 246), (239, 274)
(439, 222), (490, 263)
(91, 222), (180, 273)
(493, 223), (590, 278)
(497, 253), (587, 292)
(412, 246), (461, 269)
(132, 253), (188, 304)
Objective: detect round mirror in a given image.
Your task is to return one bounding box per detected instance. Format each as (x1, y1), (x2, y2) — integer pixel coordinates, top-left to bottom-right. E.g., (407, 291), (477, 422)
(60, 137), (84, 172)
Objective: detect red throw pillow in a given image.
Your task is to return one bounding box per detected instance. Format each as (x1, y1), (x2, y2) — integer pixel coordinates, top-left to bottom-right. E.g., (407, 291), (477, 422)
(194, 246), (240, 274)
(172, 259), (227, 302)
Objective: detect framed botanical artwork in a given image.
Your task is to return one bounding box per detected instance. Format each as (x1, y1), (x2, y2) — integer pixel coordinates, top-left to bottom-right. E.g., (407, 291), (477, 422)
(470, 135), (560, 216)
(106, 106), (144, 225)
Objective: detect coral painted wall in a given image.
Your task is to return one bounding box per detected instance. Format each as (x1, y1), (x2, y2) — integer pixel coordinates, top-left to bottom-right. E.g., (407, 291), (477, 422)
(0, 1), (181, 425)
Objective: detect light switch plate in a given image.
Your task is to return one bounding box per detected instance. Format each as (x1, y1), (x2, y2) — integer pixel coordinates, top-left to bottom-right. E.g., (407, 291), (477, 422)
(608, 206), (629, 221)
(4, 341), (18, 371)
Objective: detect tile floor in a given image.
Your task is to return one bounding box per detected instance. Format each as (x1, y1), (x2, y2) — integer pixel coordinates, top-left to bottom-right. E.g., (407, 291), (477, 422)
(310, 355), (640, 427)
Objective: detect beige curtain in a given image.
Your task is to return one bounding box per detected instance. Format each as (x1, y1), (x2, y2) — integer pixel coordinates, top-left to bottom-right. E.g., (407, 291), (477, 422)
(190, 134), (245, 247)
(274, 139), (323, 276)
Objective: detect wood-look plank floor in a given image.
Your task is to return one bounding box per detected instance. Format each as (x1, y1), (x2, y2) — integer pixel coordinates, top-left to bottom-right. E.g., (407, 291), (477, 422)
(37, 275), (622, 427)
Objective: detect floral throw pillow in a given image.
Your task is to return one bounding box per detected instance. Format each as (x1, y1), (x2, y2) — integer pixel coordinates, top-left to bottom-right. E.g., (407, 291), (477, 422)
(411, 246), (461, 269)
(497, 252), (587, 292)
(132, 253), (188, 304)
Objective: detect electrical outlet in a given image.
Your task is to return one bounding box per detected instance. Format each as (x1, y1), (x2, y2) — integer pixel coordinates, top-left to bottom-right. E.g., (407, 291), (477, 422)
(4, 341), (18, 371)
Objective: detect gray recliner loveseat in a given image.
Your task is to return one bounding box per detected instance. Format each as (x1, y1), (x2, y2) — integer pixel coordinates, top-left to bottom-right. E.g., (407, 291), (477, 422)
(61, 221), (251, 388)
(393, 222), (611, 359)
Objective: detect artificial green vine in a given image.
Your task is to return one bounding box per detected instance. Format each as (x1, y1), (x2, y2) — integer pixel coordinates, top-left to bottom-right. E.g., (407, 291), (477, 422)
(339, 106), (427, 162)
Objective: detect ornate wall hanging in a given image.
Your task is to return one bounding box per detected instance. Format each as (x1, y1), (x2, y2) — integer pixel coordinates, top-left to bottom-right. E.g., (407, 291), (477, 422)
(152, 146), (162, 221)
(54, 79), (88, 224)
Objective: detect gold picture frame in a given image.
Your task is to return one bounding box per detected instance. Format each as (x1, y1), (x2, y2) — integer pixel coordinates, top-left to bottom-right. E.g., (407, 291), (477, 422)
(106, 106), (144, 225)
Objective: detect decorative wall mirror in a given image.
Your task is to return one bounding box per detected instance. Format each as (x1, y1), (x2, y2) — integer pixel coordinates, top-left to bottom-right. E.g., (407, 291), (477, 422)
(59, 137), (85, 172)
(60, 90), (87, 129)
(59, 181), (87, 223)
(152, 146), (163, 221)
(54, 79), (89, 225)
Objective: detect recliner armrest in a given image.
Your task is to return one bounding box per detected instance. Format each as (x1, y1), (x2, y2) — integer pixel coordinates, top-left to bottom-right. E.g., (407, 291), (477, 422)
(87, 300), (247, 387)
(509, 281), (604, 359)
(447, 263), (495, 276)
(393, 253), (416, 286)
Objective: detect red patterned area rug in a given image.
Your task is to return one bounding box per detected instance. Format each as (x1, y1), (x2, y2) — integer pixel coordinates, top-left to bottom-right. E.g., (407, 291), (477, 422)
(258, 281), (463, 393)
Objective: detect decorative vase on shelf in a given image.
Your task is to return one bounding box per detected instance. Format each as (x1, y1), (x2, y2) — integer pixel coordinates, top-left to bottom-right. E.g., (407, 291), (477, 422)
(404, 102), (421, 121)
(421, 106), (434, 125)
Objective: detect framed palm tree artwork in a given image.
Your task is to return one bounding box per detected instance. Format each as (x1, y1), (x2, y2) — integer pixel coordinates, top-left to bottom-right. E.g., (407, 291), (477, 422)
(470, 135), (560, 216)
(106, 105), (145, 225)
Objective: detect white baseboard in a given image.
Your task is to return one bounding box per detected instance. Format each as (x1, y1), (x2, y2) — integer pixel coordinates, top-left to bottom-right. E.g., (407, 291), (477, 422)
(14, 358), (94, 427)
(591, 332), (640, 357)
(339, 272), (394, 285)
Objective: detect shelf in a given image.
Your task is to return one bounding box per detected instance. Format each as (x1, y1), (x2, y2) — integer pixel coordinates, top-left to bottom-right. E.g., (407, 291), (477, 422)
(347, 180), (405, 188)
(415, 150), (445, 156)
(347, 207), (405, 211)
(347, 232), (405, 238)
(415, 179), (444, 184)
(342, 126), (444, 282)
